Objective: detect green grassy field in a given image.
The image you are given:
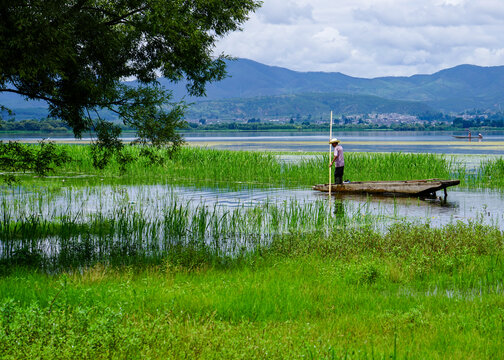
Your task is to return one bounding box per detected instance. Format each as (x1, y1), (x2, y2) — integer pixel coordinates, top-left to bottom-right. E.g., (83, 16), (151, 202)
(1, 144), (504, 358)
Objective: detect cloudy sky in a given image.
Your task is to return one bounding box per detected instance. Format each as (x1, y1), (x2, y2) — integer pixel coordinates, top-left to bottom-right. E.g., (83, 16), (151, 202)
(215, 0), (504, 78)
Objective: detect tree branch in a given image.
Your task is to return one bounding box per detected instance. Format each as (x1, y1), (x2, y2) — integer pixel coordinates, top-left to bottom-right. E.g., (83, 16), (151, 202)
(81, 5), (149, 26)
(103, 6), (149, 26)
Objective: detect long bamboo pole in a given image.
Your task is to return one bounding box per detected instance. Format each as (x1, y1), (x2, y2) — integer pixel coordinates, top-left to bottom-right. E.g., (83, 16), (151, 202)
(329, 111), (333, 198)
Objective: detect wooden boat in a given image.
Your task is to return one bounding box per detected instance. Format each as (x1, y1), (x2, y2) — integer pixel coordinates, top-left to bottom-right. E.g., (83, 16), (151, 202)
(452, 135), (482, 139)
(313, 179), (460, 197)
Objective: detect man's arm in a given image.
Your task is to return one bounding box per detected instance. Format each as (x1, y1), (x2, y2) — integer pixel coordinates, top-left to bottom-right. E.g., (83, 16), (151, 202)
(329, 151), (338, 167)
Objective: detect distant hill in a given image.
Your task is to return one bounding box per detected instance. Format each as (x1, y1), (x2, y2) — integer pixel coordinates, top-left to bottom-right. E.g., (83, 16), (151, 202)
(2, 59), (504, 120)
(0, 91), (48, 119)
(186, 92), (432, 121)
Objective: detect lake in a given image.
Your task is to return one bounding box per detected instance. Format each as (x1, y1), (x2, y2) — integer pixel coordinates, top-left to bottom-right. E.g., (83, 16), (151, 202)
(3, 130), (504, 154)
(182, 130), (504, 155)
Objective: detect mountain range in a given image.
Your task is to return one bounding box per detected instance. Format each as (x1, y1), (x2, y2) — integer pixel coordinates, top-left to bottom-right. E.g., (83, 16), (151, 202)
(164, 59), (504, 116)
(2, 58), (504, 120)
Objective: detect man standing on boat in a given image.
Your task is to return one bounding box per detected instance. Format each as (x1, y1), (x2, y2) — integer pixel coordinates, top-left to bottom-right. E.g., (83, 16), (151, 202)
(329, 138), (344, 185)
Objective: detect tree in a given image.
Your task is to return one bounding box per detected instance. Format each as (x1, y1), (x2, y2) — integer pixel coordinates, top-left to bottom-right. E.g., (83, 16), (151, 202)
(0, 0), (261, 151)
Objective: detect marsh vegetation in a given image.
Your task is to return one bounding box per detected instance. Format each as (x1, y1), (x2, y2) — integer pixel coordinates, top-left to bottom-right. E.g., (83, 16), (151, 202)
(1, 142), (504, 358)
(2, 142), (504, 188)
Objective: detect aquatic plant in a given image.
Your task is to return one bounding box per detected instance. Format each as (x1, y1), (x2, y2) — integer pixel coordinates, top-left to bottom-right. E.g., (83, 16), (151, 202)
(1, 145), (503, 358)
(473, 157), (504, 189)
(0, 185), (413, 272)
(2, 181), (502, 273)
(3, 144), (503, 191)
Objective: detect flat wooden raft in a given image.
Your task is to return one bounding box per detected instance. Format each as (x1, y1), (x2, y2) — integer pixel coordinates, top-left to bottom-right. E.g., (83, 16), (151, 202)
(313, 179), (460, 196)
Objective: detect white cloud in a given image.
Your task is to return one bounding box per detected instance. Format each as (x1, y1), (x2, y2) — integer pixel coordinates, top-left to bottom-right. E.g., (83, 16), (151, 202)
(354, 1), (504, 28)
(463, 47), (504, 66)
(215, 0), (504, 77)
(258, 0), (313, 25)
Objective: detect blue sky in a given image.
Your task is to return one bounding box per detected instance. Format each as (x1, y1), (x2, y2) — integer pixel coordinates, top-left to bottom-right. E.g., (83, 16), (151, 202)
(215, 0), (504, 77)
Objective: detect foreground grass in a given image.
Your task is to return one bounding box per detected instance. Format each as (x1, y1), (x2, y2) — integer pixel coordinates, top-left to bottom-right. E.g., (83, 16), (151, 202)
(1, 222), (504, 359)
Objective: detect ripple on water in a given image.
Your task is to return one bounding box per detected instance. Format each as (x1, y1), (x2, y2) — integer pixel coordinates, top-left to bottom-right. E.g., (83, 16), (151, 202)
(5, 184), (504, 230)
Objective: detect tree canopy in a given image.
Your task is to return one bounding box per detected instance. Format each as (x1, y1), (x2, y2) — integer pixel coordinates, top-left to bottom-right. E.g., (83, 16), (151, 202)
(0, 0), (261, 149)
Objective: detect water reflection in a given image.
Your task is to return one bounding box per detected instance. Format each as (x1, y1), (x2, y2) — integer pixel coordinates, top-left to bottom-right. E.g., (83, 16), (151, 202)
(4, 184), (504, 230)
(333, 199), (346, 227)
(311, 187), (503, 229)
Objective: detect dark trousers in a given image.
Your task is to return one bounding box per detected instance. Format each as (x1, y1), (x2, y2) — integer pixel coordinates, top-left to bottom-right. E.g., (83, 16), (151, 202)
(334, 166), (344, 184)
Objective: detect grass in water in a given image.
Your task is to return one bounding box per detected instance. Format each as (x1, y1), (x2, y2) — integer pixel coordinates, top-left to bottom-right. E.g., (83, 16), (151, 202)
(0, 189), (390, 271)
(6, 144), (504, 190)
(1, 143), (504, 190)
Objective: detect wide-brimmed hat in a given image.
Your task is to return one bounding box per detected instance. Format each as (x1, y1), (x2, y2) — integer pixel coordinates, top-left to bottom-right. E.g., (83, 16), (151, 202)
(329, 138), (340, 144)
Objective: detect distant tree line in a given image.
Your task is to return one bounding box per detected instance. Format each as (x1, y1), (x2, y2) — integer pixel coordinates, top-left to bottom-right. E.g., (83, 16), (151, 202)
(3, 112), (504, 134)
(452, 113), (504, 128)
(185, 121), (456, 132)
(0, 118), (72, 132)
(186, 121), (317, 131)
(419, 111), (504, 128)
(0, 118), (136, 133)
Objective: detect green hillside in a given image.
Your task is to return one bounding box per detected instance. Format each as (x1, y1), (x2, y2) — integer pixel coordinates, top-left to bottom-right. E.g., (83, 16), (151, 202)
(186, 92), (432, 120)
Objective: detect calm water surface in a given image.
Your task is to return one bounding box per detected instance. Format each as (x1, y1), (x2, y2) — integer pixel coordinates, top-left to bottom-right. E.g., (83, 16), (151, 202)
(144, 185), (504, 230)
(8, 184), (504, 230)
(4, 130), (504, 154)
(183, 130), (504, 154)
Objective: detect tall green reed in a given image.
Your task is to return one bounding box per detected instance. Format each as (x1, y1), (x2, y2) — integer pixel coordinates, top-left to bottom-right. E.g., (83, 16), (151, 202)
(0, 188), (404, 272)
(4, 144), (503, 190)
(473, 157), (504, 189)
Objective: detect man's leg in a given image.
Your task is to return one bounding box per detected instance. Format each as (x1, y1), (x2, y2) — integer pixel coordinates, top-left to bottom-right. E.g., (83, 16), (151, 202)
(334, 166), (344, 184)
